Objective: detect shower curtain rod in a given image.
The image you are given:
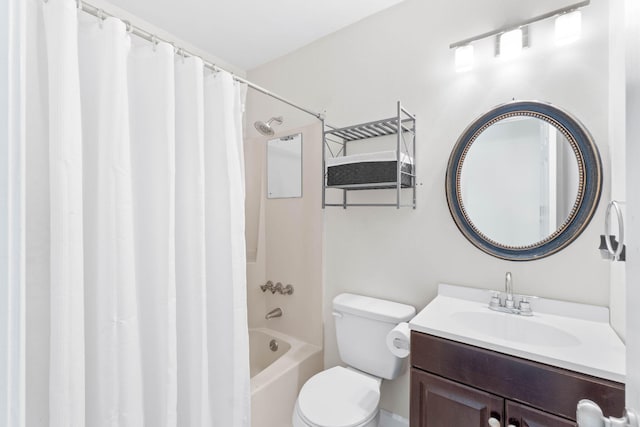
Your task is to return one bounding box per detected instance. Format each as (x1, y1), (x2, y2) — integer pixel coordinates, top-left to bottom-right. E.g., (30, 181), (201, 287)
(64, 0), (327, 123)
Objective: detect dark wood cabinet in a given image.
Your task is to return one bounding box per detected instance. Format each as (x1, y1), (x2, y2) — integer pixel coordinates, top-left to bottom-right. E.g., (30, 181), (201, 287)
(411, 369), (503, 427)
(505, 401), (577, 427)
(410, 331), (624, 427)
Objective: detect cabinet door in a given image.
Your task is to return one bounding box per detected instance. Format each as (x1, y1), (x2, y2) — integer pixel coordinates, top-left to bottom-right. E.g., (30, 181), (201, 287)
(506, 400), (577, 427)
(411, 368), (503, 427)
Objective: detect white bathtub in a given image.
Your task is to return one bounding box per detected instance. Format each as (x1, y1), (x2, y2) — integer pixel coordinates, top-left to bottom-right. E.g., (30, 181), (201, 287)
(249, 328), (323, 427)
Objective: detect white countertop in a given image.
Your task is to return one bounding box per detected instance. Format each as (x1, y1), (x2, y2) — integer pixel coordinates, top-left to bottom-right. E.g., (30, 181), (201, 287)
(409, 283), (625, 383)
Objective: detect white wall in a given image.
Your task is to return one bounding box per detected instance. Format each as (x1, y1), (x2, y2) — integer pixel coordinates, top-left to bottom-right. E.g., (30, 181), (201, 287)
(247, 0), (612, 418)
(624, 0), (640, 410)
(608, 0), (626, 341)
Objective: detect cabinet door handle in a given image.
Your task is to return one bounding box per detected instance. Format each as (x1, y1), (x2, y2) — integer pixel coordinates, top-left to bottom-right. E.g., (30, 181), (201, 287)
(488, 417), (501, 427)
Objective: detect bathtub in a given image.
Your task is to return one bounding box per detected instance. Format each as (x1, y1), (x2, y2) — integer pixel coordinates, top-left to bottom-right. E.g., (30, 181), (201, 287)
(249, 328), (323, 427)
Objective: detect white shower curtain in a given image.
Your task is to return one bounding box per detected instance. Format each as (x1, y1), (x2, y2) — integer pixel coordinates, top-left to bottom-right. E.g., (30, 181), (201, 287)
(40, 0), (250, 425)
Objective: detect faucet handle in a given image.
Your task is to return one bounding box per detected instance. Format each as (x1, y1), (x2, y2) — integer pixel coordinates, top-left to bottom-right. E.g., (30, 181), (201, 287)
(272, 282), (283, 294)
(260, 280), (274, 292)
(489, 291), (502, 308)
(517, 295), (537, 316)
(504, 295), (515, 309)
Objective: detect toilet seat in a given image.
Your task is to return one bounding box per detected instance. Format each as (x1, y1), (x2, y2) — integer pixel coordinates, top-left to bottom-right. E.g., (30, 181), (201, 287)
(295, 366), (381, 427)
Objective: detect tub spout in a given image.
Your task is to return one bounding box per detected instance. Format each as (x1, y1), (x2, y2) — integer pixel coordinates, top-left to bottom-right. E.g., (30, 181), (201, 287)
(265, 307), (282, 320)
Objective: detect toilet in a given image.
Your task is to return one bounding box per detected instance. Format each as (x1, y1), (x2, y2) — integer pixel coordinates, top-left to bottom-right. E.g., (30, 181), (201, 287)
(293, 293), (416, 427)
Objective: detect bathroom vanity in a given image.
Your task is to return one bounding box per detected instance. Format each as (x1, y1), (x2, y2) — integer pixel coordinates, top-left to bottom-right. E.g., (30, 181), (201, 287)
(409, 284), (625, 427)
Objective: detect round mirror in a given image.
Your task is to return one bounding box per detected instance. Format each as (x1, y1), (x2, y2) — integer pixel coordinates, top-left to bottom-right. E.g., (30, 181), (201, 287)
(446, 101), (602, 261)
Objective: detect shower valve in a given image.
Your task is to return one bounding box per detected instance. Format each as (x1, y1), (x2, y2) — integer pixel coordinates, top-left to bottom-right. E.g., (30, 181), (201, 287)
(260, 281), (294, 295)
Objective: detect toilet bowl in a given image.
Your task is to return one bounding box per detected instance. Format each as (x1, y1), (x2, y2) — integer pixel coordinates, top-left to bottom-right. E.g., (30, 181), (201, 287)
(292, 294), (415, 427)
(292, 366), (381, 427)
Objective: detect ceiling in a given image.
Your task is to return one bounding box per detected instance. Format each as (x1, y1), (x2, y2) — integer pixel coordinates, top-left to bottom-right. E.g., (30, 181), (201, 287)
(105, 0), (405, 71)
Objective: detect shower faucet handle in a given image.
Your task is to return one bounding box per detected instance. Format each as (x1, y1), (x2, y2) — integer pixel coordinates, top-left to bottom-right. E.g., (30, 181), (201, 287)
(260, 280), (294, 295)
(274, 282), (283, 294)
(260, 280), (275, 293)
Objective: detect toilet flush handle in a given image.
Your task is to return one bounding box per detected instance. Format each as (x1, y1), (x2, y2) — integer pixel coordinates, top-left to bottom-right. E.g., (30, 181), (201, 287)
(332, 311), (343, 319)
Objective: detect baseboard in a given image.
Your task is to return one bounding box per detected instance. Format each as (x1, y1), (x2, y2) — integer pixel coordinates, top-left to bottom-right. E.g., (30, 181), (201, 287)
(379, 409), (409, 427)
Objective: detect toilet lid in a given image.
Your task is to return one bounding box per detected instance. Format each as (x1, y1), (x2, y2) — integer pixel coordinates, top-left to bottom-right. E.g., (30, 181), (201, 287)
(297, 366), (380, 427)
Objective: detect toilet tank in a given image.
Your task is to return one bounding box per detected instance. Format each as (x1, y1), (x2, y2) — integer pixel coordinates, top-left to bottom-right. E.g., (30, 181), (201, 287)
(332, 293), (416, 380)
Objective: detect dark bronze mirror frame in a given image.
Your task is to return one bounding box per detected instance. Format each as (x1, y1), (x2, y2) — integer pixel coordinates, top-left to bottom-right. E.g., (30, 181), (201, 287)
(445, 100), (602, 261)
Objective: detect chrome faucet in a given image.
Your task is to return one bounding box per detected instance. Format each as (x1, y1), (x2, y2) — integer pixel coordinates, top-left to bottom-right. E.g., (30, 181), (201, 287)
(265, 307), (283, 320)
(488, 272), (534, 316)
(504, 272), (514, 309)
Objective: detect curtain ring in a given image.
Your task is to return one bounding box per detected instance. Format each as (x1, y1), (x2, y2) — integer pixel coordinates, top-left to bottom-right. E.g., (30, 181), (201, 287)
(97, 9), (105, 28)
(177, 48), (186, 64)
(76, 0), (81, 9)
(123, 20), (133, 34)
(151, 35), (158, 52)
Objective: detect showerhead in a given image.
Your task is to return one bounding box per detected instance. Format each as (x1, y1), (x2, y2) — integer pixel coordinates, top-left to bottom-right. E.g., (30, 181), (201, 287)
(254, 116), (283, 136)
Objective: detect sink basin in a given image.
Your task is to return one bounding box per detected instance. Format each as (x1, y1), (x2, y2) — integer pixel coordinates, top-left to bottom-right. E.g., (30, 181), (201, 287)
(451, 310), (581, 347)
(409, 283), (625, 382)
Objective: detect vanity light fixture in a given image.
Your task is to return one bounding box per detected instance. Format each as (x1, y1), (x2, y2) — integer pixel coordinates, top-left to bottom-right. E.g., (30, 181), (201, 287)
(497, 27), (526, 58)
(555, 10), (582, 46)
(454, 44), (474, 72)
(449, 0), (589, 66)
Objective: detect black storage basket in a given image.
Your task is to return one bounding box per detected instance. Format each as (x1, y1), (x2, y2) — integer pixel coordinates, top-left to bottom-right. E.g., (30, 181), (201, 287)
(327, 160), (412, 189)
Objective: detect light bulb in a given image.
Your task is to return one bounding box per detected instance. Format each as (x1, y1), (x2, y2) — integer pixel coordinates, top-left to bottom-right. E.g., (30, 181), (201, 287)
(455, 45), (474, 73)
(499, 28), (523, 58)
